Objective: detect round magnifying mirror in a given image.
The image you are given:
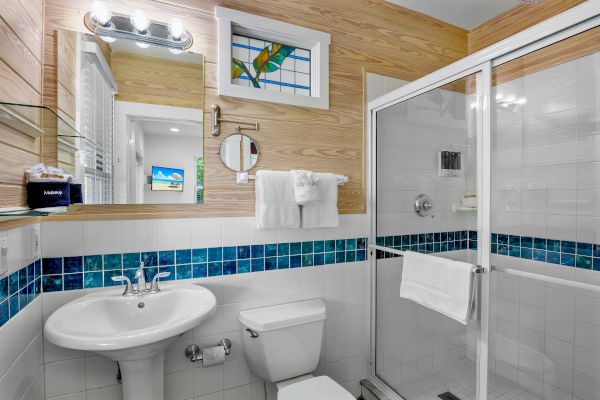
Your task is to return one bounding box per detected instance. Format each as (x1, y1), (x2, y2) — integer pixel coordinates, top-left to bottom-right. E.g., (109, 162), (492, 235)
(219, 133), (259, 172)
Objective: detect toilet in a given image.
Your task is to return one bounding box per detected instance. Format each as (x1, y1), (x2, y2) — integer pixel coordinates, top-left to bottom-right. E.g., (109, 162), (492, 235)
(239, 299), (355, 400)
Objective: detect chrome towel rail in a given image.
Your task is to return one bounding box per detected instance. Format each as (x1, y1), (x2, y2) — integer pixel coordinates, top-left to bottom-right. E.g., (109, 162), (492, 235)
(369, 244), (600, 293)
(368, 244), (484, 274)
(236, 171), (349, 185)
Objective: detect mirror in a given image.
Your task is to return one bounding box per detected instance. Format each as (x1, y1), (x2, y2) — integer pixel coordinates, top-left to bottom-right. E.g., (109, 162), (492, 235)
(55, 29), (204, 205)
(219, 134), (259, 172)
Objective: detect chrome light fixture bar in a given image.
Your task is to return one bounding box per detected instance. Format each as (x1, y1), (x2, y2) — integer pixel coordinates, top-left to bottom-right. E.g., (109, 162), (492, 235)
(84, 5), (193, 51)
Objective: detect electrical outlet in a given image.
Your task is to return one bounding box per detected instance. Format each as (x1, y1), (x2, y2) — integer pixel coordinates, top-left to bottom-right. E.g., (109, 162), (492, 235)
(31, 228), (40, 259)
(0, 233), (8, 277)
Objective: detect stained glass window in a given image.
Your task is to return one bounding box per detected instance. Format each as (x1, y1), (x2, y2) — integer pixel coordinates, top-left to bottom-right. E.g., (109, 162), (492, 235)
(231, 34), (311, 96)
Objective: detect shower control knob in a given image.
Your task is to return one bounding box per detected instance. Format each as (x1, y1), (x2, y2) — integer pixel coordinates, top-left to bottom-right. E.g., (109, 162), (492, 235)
(414, 194), (433, 217)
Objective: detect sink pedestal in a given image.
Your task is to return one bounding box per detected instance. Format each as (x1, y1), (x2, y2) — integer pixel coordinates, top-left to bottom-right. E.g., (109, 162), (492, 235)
(120, 353), (165, 400)
(44, 285), (217, 400)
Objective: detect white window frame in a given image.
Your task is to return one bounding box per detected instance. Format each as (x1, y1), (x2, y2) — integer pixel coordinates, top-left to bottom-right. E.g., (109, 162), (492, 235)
(215, 6), (331, 110)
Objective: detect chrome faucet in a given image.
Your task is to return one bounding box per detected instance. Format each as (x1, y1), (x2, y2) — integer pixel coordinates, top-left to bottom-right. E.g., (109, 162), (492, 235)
(134, 263), (147, 295)
(111, 262), (171, 296)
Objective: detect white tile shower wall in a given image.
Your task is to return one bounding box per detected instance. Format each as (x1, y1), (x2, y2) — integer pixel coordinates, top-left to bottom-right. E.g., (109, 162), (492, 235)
(40, 215), (370, 400)
(489, 253), (600, 400)
(487, 47), (600, 400)
(376, 85), (476, 236)
(375, 251), (477, 389)
(492, 51), (600, 242)
(0, 223), (44, 400)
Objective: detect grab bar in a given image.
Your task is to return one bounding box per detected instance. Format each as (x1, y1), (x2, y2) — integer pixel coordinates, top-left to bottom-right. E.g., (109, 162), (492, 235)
(491, 265), (600, 293)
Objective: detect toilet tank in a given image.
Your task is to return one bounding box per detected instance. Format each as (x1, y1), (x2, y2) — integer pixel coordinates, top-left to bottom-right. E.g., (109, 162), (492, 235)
(239, 299), (326, 383)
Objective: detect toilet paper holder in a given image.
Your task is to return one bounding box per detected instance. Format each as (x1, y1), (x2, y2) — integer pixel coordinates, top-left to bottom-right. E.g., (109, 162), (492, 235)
(185, 338), (231, 363)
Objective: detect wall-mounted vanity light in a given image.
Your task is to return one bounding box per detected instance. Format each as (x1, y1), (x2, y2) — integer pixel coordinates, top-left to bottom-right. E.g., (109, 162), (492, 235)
(85, 2), (193, 51)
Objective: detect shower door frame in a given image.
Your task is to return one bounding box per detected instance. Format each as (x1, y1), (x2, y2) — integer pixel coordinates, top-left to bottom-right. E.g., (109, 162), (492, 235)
(367, 2), (600, 399)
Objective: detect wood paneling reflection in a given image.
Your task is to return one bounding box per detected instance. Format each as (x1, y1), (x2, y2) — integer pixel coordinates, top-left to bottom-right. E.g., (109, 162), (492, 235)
(0, 0), (43, 209)
(111, 51), (204, 109)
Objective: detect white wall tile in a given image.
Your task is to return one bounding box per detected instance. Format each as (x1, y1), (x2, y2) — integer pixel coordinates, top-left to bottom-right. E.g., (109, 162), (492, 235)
(82, 221), (123, 255)
(223, 358), (251, 390)
(45, 358), (86, 398)
(157, 219), (192, 250)
(41, 222), (83, 258)
(191, 218), (222, 248)
(85, 355), (120, 390)
(121, 220), (157, 252)
(86, 385), (122, 400)
(165, 369), (194, 400)
(221, 218), (251, 246)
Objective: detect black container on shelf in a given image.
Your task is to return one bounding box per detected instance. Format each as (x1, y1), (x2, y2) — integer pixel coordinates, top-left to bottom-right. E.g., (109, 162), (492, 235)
(70, 183), (83, 204)
(27, 182), (71, 208)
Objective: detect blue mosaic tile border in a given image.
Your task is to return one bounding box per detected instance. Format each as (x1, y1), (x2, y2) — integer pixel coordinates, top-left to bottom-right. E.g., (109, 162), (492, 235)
(375, 230), (475, 259)
(491, 233), (600, 270)
(376, 230), (600, 271)
(0, 260), (42, 328)
(41, 237), (369, 292)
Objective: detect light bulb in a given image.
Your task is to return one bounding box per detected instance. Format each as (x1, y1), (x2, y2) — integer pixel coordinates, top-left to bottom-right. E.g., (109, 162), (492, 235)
(169, 18), (184, 40)
(168, 48), (183, 55)
(135, 42), (150, 49)
(99, 36), (116, 43)
(90, 2), (111, 26)
(131, 10), (150, 33)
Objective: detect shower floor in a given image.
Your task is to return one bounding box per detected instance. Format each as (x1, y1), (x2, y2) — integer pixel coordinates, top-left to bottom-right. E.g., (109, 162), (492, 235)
(384, 358), (542, 400)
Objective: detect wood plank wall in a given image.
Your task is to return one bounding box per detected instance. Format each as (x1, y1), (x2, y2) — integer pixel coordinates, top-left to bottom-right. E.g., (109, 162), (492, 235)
(0, 0), (44, 208)
(468, 0), (587, 54)
(41, 0), (468, 220)
(111, 51), (204, 109)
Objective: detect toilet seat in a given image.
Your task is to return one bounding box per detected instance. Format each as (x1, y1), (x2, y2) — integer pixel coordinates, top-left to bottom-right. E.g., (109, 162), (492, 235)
(278, 376), (355, 400)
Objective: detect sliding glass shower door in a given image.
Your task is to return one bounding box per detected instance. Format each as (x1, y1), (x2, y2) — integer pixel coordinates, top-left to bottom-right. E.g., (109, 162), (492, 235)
(488, 25), (600, 400)
(370, 10), (600, 399)
(373, 72), (486, 400)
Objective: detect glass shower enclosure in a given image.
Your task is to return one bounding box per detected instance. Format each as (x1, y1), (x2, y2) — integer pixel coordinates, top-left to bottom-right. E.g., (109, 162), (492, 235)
(368, 3), (600, 399)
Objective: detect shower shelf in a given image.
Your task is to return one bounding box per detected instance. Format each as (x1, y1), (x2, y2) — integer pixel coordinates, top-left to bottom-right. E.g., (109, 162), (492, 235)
(452, 205), (477, 212)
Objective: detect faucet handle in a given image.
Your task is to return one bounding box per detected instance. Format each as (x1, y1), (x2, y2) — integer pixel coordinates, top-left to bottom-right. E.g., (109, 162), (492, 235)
(111, 276), (134, 296)
(149, 272), (170, 293)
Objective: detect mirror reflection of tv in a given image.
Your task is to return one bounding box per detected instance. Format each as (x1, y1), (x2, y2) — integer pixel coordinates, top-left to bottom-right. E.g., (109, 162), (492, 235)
(151, 166), (184, 192)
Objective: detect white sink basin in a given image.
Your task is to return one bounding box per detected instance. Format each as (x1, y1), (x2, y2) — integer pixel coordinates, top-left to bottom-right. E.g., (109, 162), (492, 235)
(44, 283), (217, 400)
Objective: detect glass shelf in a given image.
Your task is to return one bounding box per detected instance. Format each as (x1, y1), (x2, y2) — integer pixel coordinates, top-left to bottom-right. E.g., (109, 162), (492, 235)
(0, 102), (85, 140)
(0, 207), (68, 221)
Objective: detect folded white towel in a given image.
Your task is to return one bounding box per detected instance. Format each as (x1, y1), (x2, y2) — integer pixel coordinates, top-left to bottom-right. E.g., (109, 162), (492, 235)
(291, 170), (320, 205)
(255, 170), (301, 230)
(400, 251), (474, 324)
(301, 173), (338, 228)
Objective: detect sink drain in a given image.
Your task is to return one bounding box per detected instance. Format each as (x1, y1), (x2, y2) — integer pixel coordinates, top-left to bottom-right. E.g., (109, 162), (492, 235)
(137, 302), (145, 308)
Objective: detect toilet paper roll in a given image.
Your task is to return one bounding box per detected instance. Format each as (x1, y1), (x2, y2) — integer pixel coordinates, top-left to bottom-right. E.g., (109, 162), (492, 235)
(201, 346), (226, 367)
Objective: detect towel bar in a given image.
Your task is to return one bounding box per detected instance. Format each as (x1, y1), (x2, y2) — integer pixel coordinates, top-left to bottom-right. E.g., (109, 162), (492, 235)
(236, 171), (349, 185)
(368, 244), (484, 274)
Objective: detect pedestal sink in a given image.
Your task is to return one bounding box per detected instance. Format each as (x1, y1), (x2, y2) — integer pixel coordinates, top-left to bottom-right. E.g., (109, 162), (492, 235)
(44, 283), (217, 400)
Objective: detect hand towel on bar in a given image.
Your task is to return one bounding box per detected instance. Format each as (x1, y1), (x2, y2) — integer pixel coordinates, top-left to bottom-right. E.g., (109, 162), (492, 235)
(400, 251), (474, 324)
(255, 170), (301, 230)
(301, 173), (339, 228)
(291, 170), (320, 205)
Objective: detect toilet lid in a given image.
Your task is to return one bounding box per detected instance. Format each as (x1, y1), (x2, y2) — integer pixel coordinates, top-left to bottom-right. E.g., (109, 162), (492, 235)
(278, 376), (355, 400)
